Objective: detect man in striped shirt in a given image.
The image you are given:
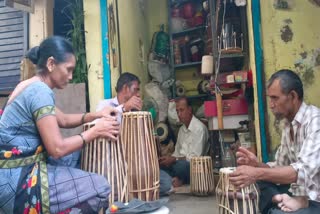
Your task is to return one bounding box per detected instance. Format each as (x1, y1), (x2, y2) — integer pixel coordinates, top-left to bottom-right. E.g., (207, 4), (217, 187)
(230, 69), (320, 214)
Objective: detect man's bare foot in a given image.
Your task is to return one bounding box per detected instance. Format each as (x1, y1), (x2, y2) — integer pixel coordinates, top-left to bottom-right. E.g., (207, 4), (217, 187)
(272, 194), (309, 212)
(172, 177), (183, 187)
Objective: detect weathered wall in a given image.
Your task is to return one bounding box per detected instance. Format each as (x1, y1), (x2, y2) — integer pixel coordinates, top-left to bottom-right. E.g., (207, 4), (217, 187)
(83, 0), (104, 110)
(29, 0), (53, 47)
(116, 0), (150, 95)
(83, 0), (169, 107)
(54, 83), (86, 137)
(146, 0), (168, 40)
(260, 1), (320, 155)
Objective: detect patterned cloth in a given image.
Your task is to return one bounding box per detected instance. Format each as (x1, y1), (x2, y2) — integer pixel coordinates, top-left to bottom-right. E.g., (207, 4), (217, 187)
(0, 81), (110, 213)
(269, 102), (320, 201)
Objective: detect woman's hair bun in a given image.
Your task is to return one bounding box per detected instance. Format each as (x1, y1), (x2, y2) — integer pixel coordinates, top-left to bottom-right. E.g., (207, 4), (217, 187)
(26, 46), (40, 65)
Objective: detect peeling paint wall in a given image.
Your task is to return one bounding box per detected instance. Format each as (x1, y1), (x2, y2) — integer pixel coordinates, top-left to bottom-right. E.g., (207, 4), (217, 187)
(260, 1), (320, 156)
(83, 0), (104, 111)
(117, 0), (151, 96)
(83, 0), (168, 109)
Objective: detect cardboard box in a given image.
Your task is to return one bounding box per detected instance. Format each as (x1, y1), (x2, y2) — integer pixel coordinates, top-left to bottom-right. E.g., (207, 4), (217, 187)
(208, 114), (249, 130)
(204, 98), (248, 117)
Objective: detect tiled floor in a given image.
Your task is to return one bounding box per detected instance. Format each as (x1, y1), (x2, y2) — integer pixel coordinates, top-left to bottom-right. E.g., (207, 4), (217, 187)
(167, 193), (217, 214)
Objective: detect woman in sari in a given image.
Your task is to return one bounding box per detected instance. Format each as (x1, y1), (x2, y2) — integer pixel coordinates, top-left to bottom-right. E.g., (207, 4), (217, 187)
(0, 36), (119, 213)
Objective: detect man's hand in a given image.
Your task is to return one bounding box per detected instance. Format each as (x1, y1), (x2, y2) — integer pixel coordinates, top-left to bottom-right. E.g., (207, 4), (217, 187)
(236, 147), (259, 167)
(229, 165), (259, 188)
(159, 156), (176, 167)
(123, 95), (142, 111)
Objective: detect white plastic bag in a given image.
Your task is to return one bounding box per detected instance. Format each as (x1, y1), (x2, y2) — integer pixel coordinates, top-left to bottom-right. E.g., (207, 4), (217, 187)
(144, 82), (169, 122)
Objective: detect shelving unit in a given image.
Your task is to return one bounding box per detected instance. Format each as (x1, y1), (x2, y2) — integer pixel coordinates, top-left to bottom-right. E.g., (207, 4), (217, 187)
(172, 25), (206, 38)
(174, 61), (202, 69)
(207, 0), (253, 170)
(167, 0), (209, 99)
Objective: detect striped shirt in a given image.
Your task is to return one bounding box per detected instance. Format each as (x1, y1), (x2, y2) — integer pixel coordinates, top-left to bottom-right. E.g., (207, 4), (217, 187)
(272, 102), (320, 201)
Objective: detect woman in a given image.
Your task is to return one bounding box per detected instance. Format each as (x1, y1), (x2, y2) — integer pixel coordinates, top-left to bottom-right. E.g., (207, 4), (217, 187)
(0, 36), (119, 213)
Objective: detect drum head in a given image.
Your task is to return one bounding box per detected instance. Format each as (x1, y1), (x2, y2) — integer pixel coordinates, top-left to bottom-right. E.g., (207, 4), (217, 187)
(156, 122), (169, 142)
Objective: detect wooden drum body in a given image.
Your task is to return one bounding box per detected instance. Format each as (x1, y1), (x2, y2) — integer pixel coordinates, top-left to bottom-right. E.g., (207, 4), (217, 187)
(190, 156), (215, 196)
(216, 167), (259, 214)
(121, 112), (160, 201)
(81, 122), (128, 205)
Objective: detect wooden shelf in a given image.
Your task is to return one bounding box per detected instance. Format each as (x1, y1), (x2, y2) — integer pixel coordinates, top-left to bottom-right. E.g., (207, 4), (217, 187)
(217, 80), (248, 85)
(174, 61), (201, 69)
(172, 25), (205, 38)
(216, 52), (245, 59)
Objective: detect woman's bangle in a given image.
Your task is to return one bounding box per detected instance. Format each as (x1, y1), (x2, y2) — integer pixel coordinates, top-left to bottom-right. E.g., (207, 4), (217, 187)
(81, 112), (87, 124)
(78, 133), (87, 145)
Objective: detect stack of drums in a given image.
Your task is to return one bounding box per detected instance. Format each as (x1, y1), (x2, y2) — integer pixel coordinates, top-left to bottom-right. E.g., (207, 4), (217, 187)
(121, 112), (160, 201)
(190, 156), (215, 196)
(81, 122), (129, 205)
(216, 167), (259, 214)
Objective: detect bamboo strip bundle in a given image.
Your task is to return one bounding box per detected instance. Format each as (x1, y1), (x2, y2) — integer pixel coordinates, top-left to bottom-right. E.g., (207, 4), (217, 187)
(190, 156), (215, 196)
(81, 122), (129, 205)
(215, 167), (259, 214)
(121, 112), (160, 201)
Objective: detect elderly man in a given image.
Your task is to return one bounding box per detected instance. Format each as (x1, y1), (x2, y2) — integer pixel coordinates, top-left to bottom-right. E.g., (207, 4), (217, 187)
(230, 69), (320, 214)
(159, 97), (209, 187)
(96, 72), (173, 196)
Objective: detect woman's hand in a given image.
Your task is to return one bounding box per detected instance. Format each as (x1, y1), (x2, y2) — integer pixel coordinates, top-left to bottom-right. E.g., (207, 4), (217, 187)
(93, 117), (120, 141)
(98, 106), (118, 118)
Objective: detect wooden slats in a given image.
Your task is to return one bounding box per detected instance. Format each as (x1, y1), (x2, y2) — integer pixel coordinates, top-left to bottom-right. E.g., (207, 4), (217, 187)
(0, 37), (23, 45)
(0, 42), (23, 52)
(0, 0), (26, 92)
(0, 16), (22, 26)
(0, 11), (23, 20)
(0, 74), (19, 90)
(0, 65), (20, 73)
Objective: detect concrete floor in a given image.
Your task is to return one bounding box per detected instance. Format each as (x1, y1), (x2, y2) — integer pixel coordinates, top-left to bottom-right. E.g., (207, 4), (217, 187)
(167, 193), (217, 214)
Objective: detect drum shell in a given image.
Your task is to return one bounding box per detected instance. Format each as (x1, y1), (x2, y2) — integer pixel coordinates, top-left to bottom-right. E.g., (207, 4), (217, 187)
(215, 167), (259, 214)
(121, 111), (160, 201)
(190, 156), (215, 196)
(81, 123), (129, 205)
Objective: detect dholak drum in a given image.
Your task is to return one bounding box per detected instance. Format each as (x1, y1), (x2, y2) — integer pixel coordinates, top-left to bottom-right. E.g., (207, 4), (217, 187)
(121, 112), (160, 201)
(190, 156), (215, 196)
(81, 122), (129, 205)
(216, 167), (259, 214)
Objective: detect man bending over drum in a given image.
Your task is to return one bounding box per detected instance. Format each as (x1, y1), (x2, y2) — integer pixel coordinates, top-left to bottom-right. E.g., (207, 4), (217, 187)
(229, 69), (320, 214)
(159, 97), (209, 187)
(96, 72), (173, 197)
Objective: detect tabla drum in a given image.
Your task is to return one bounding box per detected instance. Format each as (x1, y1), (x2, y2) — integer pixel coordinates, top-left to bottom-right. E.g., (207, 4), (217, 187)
(216, 167), (259, 214)
(121, 112), (160, 201)
(81, 122), (129, 205)
(190, 156), (215, 196)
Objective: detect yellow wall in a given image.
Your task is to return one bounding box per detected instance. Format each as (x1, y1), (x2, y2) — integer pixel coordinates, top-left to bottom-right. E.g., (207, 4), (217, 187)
(83, 0), (104, 111)
(107, 0), (121, 96)
(84, 0), (169, 109)
(116, 0), (149, 96)
(260, 1), (320, 154)
(29, 0), (53, 47)
(146, 0), (168, 40)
